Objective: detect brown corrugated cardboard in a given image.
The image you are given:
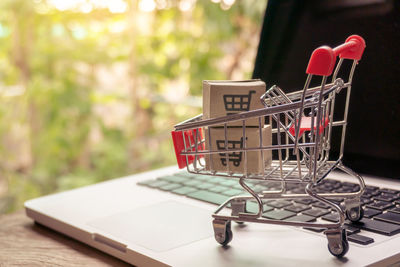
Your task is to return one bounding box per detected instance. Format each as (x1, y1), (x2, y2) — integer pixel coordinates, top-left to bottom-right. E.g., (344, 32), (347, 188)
(205, 125), (272, 174)
(203, 79), (266, 127)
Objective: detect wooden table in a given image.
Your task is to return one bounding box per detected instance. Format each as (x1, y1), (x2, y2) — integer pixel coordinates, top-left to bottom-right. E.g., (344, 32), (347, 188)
(0, 210), (131, 266)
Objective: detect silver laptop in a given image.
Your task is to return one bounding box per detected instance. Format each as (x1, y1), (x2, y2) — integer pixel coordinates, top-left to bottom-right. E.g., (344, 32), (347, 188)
(25, 1), (400, 266)
(24, 167), (400, 266)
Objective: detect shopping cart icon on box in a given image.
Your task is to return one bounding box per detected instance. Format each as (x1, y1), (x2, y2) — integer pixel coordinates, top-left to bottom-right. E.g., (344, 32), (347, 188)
(216, 137), (246, 167)
(223, 90), (255, 115)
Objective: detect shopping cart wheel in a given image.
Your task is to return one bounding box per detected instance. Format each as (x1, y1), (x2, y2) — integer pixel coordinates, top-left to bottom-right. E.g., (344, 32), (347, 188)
(213, 219), (233, 246)
(326, 229), (349, 258)
(346, 206), (364, 222)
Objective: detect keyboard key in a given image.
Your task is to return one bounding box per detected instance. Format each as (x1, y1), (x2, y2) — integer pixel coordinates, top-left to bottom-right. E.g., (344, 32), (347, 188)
(363, 207), (382, 218)
(318, 179), (332, 185)
(366, 201), (395, 211)
(263, 209), (296, 220)
(196, 182), (215, 190)
(222, 189), (243, 197)
(314, 187), (330, 193)
(147, 180), (170, 188)
(285, 214), (316, 223)
(380, 188), (400, 195)
(246, 180), (259, 186)
(375, 212), (400, 225)
(290, 188), (306, 194)
(353, 185), (361, 191)
(253, 185), (269, 193)
(349, 218), (400, 236)
(172, 186), (198, 195)
(210, 177), (230, 184)
(389, 207), (400, 214)
(294, 198), (317, 205)
(137, 179), (157, 186)
(364, 188), (380, 195)
(285, 182), (302, 190)
(246, 202), (274, 213)
(268, 200), (292, 208)
(303, 208), (331, 218)
(312, 201), (332, 209)
(191, 174), (213, 181)
(318, 185), (335, 192)
(264, 182), (283, 189)
(187, 190), (229, 205)
(159, 183), (182, 191)
(232, 183), (244, 190)
(365, 185), (379, 191)
(344, 225), (360, 235)
(218, 179), (237, 187)
(342, 181), (358, 188)
(325, 180), (342, 189)
(321, 212), (339, 222)
(208, 185), (229, 193)
(360, 197), (373, 205)
(334, 186), (355, 193)
(284, 203), (311, 213)
(362, 192), (376, 199)
(348, 234), (374, 245)
(316, 181), (334, 189)
(183, 180), (202, 187)
(158, 175), (189, 183)
(327, 198), (344, 204)
(374, 193), (399, 202)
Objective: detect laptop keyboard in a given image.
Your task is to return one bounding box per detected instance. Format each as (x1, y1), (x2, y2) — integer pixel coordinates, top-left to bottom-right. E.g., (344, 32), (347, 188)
(138, 171), (400, 245)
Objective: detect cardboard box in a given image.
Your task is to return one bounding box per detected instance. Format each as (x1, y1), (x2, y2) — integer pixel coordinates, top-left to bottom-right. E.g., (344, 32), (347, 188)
(205, 125), (272, 174)
(203, 79), (266, 127)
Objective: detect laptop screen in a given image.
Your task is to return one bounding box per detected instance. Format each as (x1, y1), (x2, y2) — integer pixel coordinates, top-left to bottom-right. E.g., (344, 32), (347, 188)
(252, 0), (400, 178)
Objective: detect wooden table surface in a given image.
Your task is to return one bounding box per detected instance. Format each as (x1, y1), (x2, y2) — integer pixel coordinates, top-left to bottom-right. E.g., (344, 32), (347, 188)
(0, 210), (131, 266)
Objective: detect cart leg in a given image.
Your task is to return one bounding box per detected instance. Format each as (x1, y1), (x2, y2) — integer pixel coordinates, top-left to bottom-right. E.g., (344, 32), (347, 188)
(231, 199), (246, 224)
(337, 164), (365, 222)
(213, 219), (233, 246)
(325, 228), (349, 258)
(344, 198), (364, 222)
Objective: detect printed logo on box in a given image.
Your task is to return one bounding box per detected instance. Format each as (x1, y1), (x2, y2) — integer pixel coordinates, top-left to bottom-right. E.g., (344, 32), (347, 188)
(223, 90), (256, 115)
(216, 137), (247, 167)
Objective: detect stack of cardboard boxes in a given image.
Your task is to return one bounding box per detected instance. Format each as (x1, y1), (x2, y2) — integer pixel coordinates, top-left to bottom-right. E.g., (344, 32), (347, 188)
(203, 79), (272, 174)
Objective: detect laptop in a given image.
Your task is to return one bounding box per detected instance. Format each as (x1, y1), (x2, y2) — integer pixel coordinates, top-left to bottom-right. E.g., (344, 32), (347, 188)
(25, 1), (400, 266)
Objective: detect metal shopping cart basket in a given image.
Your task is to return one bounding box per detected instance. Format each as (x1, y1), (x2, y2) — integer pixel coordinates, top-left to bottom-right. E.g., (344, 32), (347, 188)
(171, 35), (366, 258)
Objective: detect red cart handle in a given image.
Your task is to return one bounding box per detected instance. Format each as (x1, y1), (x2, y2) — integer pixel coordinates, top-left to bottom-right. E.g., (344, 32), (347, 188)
(306, 35), (366, 76)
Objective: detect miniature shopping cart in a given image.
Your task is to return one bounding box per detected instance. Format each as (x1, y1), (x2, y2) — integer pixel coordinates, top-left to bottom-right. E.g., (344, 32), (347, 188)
(171, 35), (366, 258)
(223, 90), (255, 115)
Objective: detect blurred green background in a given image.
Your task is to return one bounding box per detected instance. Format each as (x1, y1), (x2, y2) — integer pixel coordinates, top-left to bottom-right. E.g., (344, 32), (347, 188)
(0, 0), (265, 213)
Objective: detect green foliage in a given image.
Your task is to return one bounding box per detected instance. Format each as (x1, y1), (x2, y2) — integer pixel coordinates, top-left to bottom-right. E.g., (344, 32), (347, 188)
(0, 0), (264, 213)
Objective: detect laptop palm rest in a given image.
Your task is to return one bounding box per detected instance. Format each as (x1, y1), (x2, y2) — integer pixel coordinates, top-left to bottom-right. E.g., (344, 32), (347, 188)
(88, 200), (213, 252)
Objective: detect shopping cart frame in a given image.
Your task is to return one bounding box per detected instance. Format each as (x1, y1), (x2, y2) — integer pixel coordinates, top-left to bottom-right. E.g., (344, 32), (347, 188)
(171, 35), (366, 258)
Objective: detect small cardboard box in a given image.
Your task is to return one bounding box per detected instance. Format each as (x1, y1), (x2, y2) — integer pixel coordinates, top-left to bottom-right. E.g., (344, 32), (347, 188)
(205, 125), (272, 174)
(203, 79), (266, 127)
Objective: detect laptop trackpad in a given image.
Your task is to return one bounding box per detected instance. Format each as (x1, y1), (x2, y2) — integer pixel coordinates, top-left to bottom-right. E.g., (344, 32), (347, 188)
(88, 200), (213, 252)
